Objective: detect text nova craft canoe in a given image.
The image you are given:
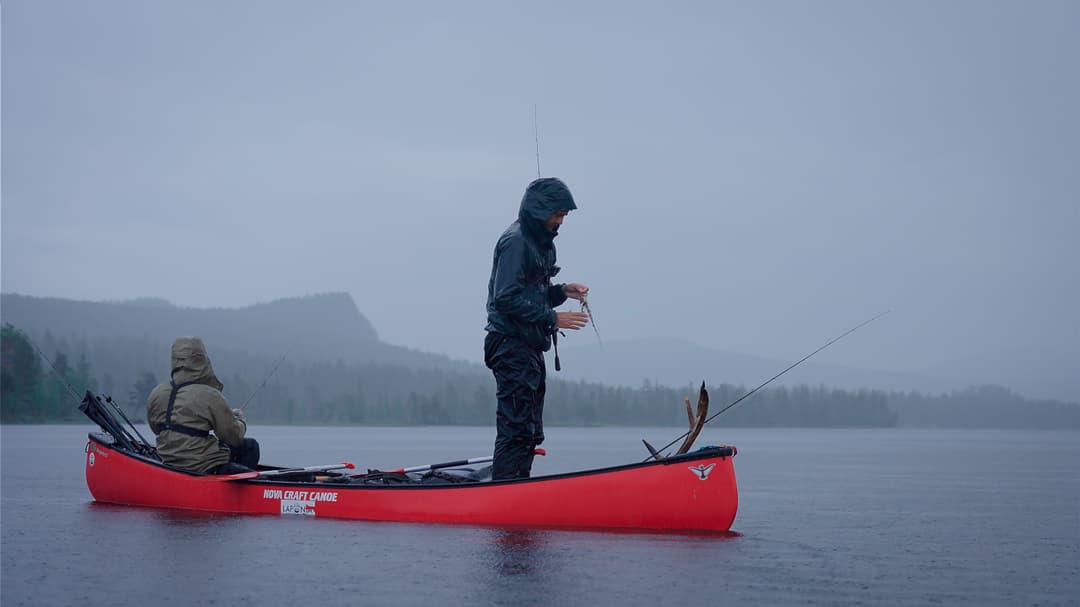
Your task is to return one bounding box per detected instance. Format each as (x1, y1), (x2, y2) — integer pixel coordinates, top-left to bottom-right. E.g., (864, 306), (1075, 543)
(81, 392), (739, 533)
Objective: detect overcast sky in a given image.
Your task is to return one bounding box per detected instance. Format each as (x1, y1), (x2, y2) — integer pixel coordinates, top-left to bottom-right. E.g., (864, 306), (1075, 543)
(3, 1), (1078, 397)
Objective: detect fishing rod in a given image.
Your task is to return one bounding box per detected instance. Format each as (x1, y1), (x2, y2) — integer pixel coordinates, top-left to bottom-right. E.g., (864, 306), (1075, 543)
(23, 333), (156, 455)
(239, 346), (292, 411)
(531, 106), (603, 351)
(102, 393), (154, 449)
(534, 103), (541, 178)
(532, 106), (602, 348)
(24, 335), (84, 404)
(643, 310), (890, 462)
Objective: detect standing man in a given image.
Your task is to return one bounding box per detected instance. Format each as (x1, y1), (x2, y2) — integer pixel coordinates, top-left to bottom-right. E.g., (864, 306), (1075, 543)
(147, 336), (260, 474)
(484, 177), (590, 480)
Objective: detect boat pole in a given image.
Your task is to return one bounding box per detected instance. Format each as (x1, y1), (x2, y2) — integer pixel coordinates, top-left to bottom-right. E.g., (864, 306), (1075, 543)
(642, 311), (890, 462)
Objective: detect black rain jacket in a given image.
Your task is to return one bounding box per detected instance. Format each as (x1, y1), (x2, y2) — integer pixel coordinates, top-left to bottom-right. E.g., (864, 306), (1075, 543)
(485, 178), (578, 352)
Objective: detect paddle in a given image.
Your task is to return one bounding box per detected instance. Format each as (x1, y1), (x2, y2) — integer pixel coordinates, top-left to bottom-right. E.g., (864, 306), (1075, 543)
(387, 448), (546, 474)
(200, 462), (355, 481)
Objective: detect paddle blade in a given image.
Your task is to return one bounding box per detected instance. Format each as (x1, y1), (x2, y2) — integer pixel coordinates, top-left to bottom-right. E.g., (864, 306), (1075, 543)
(642, 439), (662, 461)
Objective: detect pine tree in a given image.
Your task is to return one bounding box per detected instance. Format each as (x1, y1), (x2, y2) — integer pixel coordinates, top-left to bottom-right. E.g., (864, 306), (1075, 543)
(1, 324), (44, 421)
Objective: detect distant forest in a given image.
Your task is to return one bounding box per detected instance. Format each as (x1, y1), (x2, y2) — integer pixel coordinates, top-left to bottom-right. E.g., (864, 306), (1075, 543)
(3, 323), (1078, 429)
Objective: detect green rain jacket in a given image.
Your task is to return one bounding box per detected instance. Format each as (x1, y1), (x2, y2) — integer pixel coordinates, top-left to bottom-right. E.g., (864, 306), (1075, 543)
(146, 337), (246, 473)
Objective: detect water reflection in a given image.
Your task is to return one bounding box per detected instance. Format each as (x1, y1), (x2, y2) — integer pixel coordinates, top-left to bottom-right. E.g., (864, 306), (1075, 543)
(474, 524), (743, 607)
(87, 501), (240, 526)
(489, 529), (548, 576)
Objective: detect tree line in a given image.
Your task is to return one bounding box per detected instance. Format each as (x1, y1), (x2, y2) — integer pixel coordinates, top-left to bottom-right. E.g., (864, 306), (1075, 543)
(2, 323), (1077, 428)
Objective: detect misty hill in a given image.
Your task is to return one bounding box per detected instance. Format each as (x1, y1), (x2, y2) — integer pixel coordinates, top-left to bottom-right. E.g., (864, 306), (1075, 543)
(0, 292), (475, 372)
(558, 337), (960, 395)
(918, 347), (1080, 407)
(2, 292), (1077, 429)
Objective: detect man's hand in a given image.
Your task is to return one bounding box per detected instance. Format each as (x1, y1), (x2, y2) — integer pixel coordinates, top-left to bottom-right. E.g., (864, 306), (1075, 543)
(556, 311), (589, 330)
(232, 408), (245, 421)
(563, 283), (590, 301)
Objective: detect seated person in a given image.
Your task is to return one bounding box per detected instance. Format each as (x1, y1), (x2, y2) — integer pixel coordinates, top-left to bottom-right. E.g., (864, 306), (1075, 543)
(147, 336), (259, 474)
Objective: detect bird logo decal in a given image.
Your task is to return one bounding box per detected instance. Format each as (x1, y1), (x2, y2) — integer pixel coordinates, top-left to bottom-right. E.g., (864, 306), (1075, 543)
(688, 463), (715, 480)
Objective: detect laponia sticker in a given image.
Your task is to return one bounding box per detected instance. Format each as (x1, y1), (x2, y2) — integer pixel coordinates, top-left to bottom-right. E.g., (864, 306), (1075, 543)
(281, 500), (316, 516)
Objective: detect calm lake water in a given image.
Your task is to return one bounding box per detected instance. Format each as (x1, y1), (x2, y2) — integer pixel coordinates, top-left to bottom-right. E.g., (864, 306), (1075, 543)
(2, 425), (1078, 606)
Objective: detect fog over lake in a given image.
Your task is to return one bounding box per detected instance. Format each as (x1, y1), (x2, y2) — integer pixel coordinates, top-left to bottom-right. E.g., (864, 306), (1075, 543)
(3, 1), (1078, 402)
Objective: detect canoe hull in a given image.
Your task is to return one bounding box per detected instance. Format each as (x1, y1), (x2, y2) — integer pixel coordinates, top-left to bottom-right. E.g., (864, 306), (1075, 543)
(85, 435), (738, 532)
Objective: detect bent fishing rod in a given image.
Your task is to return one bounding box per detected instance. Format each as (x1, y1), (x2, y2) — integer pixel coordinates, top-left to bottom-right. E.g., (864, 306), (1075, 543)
(643, 310), (890, 462)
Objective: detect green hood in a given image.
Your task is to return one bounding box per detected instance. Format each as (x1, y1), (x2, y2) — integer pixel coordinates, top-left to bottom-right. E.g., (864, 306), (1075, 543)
(170, 336), (224, 391)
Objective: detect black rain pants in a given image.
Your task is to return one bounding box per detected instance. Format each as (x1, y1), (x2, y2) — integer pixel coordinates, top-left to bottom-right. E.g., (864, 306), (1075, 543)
(211, 437), (261, 475)
(485, 332), (545, 480)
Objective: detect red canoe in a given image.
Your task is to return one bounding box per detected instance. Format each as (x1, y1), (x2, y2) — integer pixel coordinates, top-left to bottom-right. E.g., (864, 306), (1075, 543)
(84, 432), (739, 532)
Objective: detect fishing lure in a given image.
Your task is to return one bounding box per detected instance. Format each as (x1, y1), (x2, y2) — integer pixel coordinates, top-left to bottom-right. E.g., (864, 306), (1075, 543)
(580, 294), (603, 347)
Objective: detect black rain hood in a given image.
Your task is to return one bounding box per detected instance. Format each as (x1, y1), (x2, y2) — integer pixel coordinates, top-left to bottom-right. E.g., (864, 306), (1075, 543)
(485, 177), (576, 352)
(518, 177), (577, 244)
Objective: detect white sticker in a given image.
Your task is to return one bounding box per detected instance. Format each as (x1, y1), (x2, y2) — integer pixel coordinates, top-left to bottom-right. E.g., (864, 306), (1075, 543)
(88, 452), (96, 467)
(281, 500), (316, 516)
(688, 463), (715, 480)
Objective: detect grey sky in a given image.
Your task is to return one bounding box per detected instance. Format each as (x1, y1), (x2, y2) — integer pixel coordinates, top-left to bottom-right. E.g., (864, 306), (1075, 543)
(3, 1), (1078, 399)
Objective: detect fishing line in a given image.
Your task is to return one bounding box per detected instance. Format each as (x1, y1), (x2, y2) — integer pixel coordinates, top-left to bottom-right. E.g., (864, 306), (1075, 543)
(643, 310), (891, 462)
(239, 346), (292, 411)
